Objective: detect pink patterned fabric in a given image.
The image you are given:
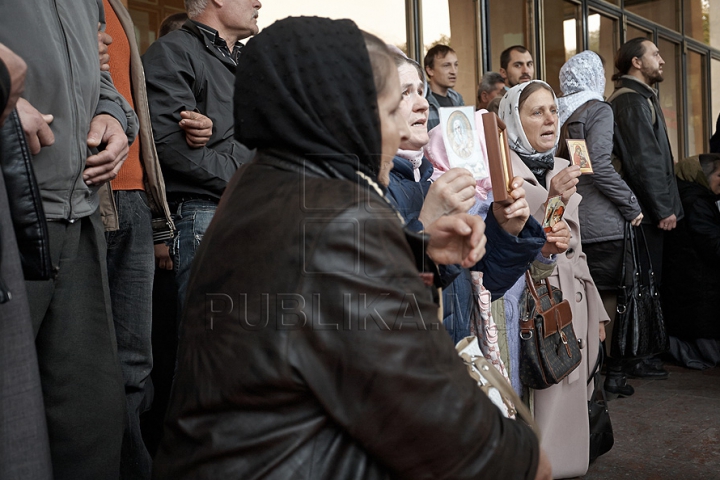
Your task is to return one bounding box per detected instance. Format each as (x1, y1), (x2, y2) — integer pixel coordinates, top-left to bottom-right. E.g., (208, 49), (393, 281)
(423, 109), (493, 200)
(469, 271), (510, 381)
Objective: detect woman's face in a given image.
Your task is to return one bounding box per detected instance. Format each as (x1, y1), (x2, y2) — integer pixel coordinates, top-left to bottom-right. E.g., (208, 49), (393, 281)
(519, 88), (558, 153)
(397, 63), (429, 151)
(378, 66), (410, 186)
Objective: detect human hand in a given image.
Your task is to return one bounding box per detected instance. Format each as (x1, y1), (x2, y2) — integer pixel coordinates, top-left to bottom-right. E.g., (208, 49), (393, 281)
(154, 243), (174, 270)
(492, 176), (530, 236)
(547, 165), (581, 203)
(85, 114), (129, 185)
(418, 168), (476, 227)
(599, 322), (606, 342)
(425, 213), (486, 268)
(540, 220), (571, 257)
(16, 98), (54, 154)
(98, 23), (112, 72)
(179, 110), (213, 148)
(658, 214), (676, 231)
(533, 448), (553, 480)
(631, 212), (643, 227)
(0, 43), (26, 125)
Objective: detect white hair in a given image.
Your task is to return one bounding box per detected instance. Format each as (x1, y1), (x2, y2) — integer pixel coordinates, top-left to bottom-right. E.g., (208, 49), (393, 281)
(184, 0), (208, 18)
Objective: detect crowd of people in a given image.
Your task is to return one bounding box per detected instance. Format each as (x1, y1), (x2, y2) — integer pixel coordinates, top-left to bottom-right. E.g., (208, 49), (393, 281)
(0, 1), (719, 479)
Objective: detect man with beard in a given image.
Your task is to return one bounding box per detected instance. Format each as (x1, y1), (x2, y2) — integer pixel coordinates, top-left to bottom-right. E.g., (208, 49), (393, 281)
(608, 38), (683, 379)
(424, 44), (464, 131)
(499, 45), (534, 88)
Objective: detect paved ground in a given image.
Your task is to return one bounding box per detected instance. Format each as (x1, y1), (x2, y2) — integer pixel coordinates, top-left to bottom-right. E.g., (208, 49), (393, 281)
(579, 364), (720, 480)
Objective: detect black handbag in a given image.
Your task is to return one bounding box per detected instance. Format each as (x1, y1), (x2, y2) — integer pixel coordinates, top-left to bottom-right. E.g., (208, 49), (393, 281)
(519, 270), (582, 389)
(588, 345), (614, 463)
(611, 223), (668, 358)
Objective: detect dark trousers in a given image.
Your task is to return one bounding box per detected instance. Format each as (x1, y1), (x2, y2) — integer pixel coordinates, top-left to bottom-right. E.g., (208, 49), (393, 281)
(26, 209), (125, 480)
(0, 170), (52, 479)
(106, 190), (155, 479)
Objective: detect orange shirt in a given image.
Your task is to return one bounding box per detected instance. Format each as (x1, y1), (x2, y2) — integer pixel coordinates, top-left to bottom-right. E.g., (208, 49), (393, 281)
(104, 0), (144, 191)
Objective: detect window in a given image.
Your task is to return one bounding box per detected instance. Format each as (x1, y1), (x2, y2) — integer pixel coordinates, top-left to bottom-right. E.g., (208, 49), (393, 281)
(543, 1), (582, 94)
(489, 0), (529, 73)
(626, 23), (653, 41)
(712, 58), (720, 141)
(588, 12), (620, 98)
(256, 1), (407, 51)
(657, 38), (681, 158)
(422, 0), (479, 112)
(684, 0), (720, 50)
(687, 51), (707, 156)
(625, 0), (681, 31)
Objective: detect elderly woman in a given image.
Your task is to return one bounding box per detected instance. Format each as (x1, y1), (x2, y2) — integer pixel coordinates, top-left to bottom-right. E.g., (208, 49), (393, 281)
(662, 154), (720, 369)
(386, 51), (546, 345)
(557, 50), (644, 396)
(153, 17), (550, 480)
(500, 80), (609, 479)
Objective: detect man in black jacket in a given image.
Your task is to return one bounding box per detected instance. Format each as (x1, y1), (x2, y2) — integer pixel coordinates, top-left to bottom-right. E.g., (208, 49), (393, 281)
(143, 0), (257, 305)
(609, 37), (683, 379)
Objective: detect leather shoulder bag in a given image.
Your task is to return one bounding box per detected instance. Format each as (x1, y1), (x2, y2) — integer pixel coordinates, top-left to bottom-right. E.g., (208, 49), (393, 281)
(519, 270), (581, 389)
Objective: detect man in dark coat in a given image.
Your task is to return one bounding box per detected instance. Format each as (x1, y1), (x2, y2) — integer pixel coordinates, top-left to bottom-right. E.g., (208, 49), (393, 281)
(609, 38), (684, 379)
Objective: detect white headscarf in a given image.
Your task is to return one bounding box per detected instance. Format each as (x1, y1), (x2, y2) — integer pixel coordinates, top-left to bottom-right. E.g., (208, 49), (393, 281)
(557, 50), (605, 128)
(498, 80), (559, 184)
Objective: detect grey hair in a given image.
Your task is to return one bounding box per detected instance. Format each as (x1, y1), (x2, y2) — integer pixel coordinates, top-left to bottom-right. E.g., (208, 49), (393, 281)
(184, 0), (208, 18)
(478, 72), (505, 96)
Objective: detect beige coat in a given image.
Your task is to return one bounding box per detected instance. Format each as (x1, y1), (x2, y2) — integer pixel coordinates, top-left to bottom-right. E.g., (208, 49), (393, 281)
(511, 151), (609, 479)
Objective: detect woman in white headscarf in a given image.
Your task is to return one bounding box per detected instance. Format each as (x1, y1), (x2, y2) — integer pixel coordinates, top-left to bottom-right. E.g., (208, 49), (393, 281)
(557, 51), (644, 398)
(500, 80), (609, 479)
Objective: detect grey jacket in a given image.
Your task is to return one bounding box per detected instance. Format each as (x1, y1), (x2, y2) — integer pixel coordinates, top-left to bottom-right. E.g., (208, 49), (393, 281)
(426, 88), (464, 131)
(0, 0), (138, 222)
(559, 100), (641, 243)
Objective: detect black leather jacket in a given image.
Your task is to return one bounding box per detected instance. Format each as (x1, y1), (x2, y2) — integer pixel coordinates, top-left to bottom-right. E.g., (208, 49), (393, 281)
(153, 153), (540, 479)
(610, 76), (683, 224)
(143, 20), (253, 201)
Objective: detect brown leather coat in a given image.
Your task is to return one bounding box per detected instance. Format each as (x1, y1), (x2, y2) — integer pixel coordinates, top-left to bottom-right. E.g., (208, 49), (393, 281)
(152, 154), (540, 479)
(99, 0), (174, 241)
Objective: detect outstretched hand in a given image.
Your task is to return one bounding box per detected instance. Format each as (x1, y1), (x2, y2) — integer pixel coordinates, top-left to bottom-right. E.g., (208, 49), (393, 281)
(492, 176), (530, 236)
(425, 213), (486, 268)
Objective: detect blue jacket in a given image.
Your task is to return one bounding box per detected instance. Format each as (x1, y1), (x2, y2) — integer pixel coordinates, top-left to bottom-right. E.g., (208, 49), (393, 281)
(386, 156), (545, 344)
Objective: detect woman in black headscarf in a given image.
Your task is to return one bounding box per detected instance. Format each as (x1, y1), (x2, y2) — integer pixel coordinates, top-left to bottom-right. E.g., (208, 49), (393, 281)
(153, 17), (548, 480)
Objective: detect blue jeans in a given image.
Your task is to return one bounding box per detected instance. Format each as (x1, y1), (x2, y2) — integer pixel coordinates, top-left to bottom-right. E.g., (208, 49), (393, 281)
(171, 199), (217, 311)
(106, 190), (155, 479)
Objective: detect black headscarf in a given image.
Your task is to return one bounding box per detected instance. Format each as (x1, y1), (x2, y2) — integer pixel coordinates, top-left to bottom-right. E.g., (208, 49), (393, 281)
(234, 17), (383, 185)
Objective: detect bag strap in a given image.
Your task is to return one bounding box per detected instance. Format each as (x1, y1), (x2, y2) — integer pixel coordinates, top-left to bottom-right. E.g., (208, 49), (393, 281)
(524, 270), (556, 309)
(588, 343), (605, 386)
(608, 87), (656, 125)
(462, 353), (541, 441)
(635, 225), (657, 287)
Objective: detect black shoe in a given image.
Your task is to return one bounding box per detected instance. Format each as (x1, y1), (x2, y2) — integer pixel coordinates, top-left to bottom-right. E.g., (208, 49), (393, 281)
(626, 359), (669, 379)
(604, 373), (635, 397)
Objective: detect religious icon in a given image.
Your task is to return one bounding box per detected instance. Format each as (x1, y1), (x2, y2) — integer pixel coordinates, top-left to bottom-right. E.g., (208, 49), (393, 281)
(482, 111), (514, 204)
(566, 139), (593, 174)
(438, 106), (489, 180)
(542, 195), (566, 233)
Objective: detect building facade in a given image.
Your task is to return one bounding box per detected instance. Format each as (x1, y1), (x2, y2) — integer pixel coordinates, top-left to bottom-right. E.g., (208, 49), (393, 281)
(126, 0), (720, 160)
